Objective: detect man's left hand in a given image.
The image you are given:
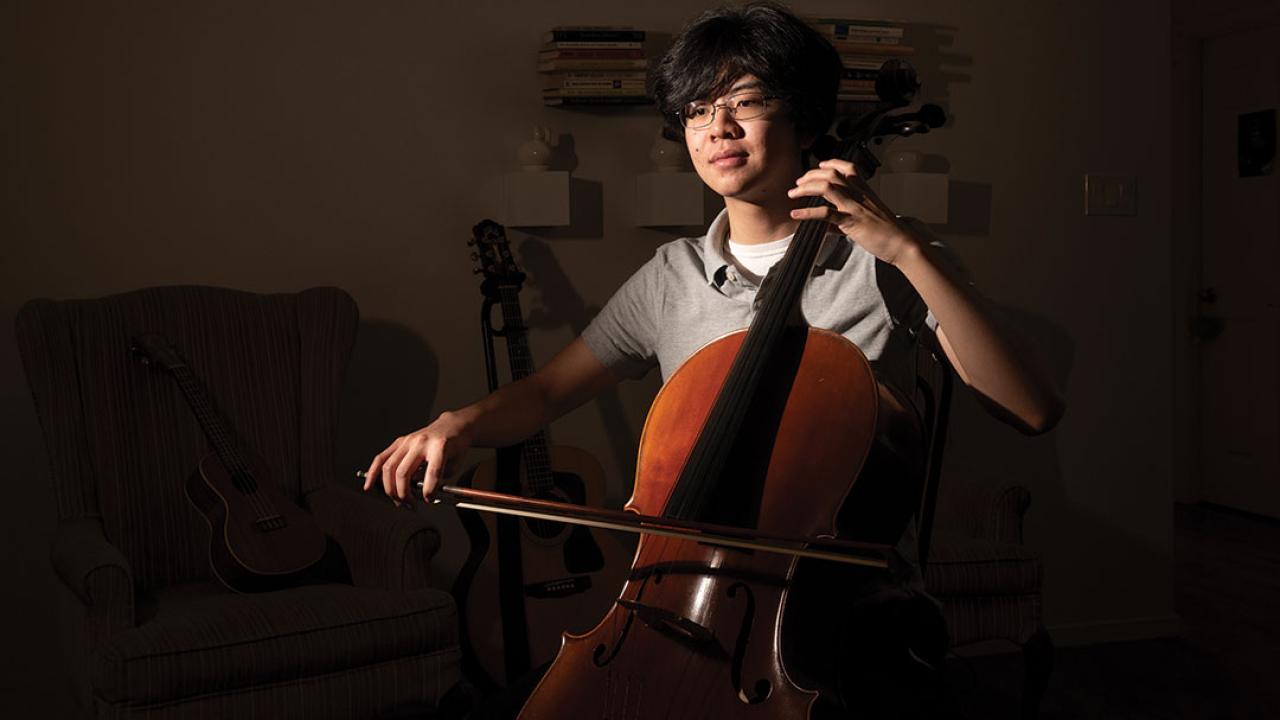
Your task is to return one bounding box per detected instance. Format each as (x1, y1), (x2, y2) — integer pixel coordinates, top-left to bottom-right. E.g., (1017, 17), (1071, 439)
(788, 158), (918, 265)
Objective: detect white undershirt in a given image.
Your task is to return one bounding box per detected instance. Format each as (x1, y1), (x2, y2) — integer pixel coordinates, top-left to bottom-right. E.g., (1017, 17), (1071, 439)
(725, 234), (793, 284)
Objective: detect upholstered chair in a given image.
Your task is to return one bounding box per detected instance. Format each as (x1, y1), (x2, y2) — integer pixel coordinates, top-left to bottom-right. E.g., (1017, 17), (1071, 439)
(17, 286), (462, 719)
(926, 478), (1051, 719)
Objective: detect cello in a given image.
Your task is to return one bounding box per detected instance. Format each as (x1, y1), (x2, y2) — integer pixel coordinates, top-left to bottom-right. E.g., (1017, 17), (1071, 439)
(427, 64), (947, 717)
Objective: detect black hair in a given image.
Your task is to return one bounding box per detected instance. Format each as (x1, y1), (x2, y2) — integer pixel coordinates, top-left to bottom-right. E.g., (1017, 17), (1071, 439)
(652, 3), (842, 142)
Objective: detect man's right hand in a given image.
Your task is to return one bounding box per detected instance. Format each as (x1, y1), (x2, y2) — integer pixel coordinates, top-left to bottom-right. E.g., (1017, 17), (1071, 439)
(363, 409), (475, 502)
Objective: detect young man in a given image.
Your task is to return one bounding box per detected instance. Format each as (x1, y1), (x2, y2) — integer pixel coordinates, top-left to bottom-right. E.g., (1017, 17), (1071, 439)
(368, 3), (1063, 715)
(364, 4), (1062, 505)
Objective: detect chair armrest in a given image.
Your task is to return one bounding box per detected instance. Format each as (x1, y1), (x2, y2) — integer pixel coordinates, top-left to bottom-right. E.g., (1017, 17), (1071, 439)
(50, 519), (135, 632)
(986, 485), (1031, 544)
(937, 482), (1031, 545)
(306, 484), (441, 590)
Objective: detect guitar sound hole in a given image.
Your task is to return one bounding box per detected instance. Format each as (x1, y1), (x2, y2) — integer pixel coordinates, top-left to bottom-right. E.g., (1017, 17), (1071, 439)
(525, 489), (570, 540)
(526, 517), (566, 540)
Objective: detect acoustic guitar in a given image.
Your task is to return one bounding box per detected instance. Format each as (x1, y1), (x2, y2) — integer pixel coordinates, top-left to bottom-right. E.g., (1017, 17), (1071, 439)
(453, 220), (630, 688)
(132, 333), (328, 593)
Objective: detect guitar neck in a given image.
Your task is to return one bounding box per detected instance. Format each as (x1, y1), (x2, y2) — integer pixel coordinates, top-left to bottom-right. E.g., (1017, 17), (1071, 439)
(169, 365), (248, 474)
(497, 285), (555, 496)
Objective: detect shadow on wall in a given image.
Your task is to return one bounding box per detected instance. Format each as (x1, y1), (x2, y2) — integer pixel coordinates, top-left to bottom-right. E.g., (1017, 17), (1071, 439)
(519, 237), (639, 502)
(901, 23), (971, 129)
(939, 301), (1075, 521)
(937, 181), (993, 237)
(335, 319), (440, 490)
(939, 302), (1171, 634)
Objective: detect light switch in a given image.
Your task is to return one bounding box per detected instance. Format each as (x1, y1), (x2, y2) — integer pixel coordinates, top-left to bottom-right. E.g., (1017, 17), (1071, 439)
(1085, 173), (1138, 216)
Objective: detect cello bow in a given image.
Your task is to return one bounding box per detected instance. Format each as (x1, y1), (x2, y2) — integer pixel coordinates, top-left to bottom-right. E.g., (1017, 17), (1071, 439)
(353, 471), (890, 568)
(434, 484), (892, 569)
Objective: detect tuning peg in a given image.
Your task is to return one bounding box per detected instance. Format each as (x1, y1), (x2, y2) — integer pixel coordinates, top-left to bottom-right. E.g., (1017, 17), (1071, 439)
(470, 252), (479, 260)
(466, 239), (475, 246)
(473, 268), (483, 274)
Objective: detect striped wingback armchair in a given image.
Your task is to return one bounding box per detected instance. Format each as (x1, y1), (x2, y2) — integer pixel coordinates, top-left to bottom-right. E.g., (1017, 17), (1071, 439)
(17, 286), (462, 719)
(925, 478), (1051, 719)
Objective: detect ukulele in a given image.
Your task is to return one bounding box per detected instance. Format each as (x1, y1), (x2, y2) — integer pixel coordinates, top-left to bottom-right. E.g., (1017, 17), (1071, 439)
(132, 333), (328, 593)
(452, 220), (630, 688)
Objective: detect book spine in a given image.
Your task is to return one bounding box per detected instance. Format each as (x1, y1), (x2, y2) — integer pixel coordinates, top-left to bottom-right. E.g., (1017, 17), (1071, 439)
(544, 71), (648, 81)
(830, 41), (914, 56)
(542, 40), (642, 50)
(841, 67), (880, 80)
(543, 87), (649, 97)
(825, 33), (901, 45)
(538, 48), (646, 60)
(817, 24), (903, 38)
(808, 17), (900, 29)
(547, 29), (645, 42)
(537, 59), (649, 72)
(544, 95), (652, 106)
(841, 57), (889, 70)
(545, 80), (646, 90)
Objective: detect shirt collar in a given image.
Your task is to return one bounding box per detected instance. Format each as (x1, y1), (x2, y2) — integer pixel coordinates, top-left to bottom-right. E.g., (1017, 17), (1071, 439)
(700, 208), (851, 287)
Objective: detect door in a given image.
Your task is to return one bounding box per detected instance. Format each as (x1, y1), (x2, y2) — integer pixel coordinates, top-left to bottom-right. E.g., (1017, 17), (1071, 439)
(1198, 23), (1280, 518)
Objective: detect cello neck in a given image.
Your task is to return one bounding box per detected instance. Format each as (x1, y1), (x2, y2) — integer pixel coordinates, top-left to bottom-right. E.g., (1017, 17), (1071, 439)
(664, 142), (863, 523)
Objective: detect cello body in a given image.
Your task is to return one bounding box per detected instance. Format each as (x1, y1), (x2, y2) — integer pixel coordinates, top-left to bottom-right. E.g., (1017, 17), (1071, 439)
(519, 328), (923, 718)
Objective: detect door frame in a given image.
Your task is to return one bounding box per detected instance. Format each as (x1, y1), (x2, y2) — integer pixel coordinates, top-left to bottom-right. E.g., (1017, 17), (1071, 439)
(1171, 1), (1280, 504)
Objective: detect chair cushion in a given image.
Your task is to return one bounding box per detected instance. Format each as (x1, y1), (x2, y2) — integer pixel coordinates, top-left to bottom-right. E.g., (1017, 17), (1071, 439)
(924, 532), (1042, 596)
(93, 582), (458, 705)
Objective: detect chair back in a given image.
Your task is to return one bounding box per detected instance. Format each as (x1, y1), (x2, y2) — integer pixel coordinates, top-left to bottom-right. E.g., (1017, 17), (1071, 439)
(17, 286), (357, 592)
(912, 326), (954, 572)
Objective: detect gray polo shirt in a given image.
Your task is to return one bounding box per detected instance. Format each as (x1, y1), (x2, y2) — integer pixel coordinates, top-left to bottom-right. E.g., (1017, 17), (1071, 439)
(582, 209), (937, 396)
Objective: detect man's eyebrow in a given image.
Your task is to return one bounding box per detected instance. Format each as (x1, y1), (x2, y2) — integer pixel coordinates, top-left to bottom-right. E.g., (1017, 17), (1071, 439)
(727, 80), (763, 94)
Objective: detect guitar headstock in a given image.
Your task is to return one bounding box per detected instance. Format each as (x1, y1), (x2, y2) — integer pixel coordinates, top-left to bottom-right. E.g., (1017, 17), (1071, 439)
(131, 333), (187, 372)
(469, 219), (525, 299)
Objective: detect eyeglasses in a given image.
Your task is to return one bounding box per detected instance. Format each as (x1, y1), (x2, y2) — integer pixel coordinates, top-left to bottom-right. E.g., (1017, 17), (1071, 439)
(679, 92), (781, 130)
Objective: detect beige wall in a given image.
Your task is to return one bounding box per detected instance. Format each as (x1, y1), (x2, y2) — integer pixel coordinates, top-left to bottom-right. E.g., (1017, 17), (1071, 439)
(0, 0), (1176, 706)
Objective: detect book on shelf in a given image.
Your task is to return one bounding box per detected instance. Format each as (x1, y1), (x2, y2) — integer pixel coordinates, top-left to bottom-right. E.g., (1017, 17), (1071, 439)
(541, 40), (643, 50)
(825, 33), (901, 45)
(543, 95), (652, 107)
(542, 76), (645, 89)
(543, 70), (647, 81)
(544, 27), (645, 43)
(807, 17), (902, 32)
(841, 57), (893, 71)
(537, 58), (649, 72)
(828, 40), (913, 56)
(837, 93), (881, 102)
(544, 79), (646, 91)
(842, 67), (881, 81)
(839, 79), (877, 91)
(543, 71), (647, 89)
(542, 87), (649, 98)
(538, 48), (646, 60)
